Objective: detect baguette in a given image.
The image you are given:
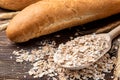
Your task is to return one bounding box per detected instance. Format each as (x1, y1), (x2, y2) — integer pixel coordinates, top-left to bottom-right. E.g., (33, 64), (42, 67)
(6, 0), (120, 43)
(0, 0), (40, 10)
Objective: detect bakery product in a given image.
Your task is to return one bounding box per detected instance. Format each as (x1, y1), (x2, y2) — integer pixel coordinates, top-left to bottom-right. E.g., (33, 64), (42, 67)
(0, 0), (39, 10)
(6, 0), (120, 42)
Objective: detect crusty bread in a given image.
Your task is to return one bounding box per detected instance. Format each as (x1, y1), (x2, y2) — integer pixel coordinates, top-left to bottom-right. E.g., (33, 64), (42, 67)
(0, 0), (40, 10)
(6, 0), (120, 43)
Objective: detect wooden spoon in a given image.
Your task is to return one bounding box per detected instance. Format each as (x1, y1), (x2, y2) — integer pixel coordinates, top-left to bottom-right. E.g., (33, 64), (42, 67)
(54, 25), (120, 70)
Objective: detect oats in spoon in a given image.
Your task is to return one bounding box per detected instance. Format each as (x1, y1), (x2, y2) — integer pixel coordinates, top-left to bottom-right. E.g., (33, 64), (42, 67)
(54, 34), (110, 69)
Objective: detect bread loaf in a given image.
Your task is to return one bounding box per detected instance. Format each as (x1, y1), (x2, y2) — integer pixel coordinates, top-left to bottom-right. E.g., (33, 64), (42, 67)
(6, 0), (120, 43)
(0, 0), (40, 10)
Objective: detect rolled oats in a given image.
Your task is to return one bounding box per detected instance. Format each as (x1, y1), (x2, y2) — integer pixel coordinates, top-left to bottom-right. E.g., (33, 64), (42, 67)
(54, 34), (110, 67)
(12, 37), (115, 80)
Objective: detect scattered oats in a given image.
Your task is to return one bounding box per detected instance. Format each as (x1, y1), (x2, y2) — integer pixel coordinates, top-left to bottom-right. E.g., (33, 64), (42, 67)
(52, 77), (57, 80)
(74, 32), (79, 36)
(24, 75), (27, 78)
(16, 76), (19, 78)
(11, 69), (14, 72)
(16, 58), (24, 63)
(13, 51), (20, 56)
(54, 73), (58, 76)
(49, 73), (55, 77)
(10, 56), (13, 59)
(54, 34), (110, 68)
(117, 38), (120, 42)
(55, 35), (61, 37)
(13, 38), (115, 80)
(111, 76), (114, 78)
(115, 46), (118, 50)
(69, 36), (74, 40)
(17, 47), (19, 48)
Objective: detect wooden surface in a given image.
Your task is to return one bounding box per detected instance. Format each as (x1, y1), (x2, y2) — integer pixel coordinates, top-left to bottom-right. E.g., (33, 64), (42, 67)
(0, 8), (120, 80)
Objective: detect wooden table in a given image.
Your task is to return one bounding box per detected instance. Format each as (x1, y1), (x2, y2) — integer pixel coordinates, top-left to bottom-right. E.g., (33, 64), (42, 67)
(0, 8), (120, 80)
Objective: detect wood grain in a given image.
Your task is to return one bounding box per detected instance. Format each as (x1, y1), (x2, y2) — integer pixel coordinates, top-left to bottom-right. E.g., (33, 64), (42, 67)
(0, 8), (120, 80)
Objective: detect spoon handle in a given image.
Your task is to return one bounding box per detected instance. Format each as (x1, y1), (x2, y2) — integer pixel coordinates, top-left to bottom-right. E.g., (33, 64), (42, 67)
(108, 25), (120, 40)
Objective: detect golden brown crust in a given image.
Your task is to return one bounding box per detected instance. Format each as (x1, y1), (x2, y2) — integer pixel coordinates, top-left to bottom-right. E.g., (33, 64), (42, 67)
(0, 0), (39, 10)
(6, 0), (120, 42)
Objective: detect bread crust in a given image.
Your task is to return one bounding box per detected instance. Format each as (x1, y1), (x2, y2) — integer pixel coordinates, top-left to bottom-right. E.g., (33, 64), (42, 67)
(6, 0), (120, 42)
(0, 0), (39, 10)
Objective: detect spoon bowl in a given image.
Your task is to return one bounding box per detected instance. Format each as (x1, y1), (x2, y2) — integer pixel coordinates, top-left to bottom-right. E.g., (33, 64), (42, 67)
(54, 25), (120, 70)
